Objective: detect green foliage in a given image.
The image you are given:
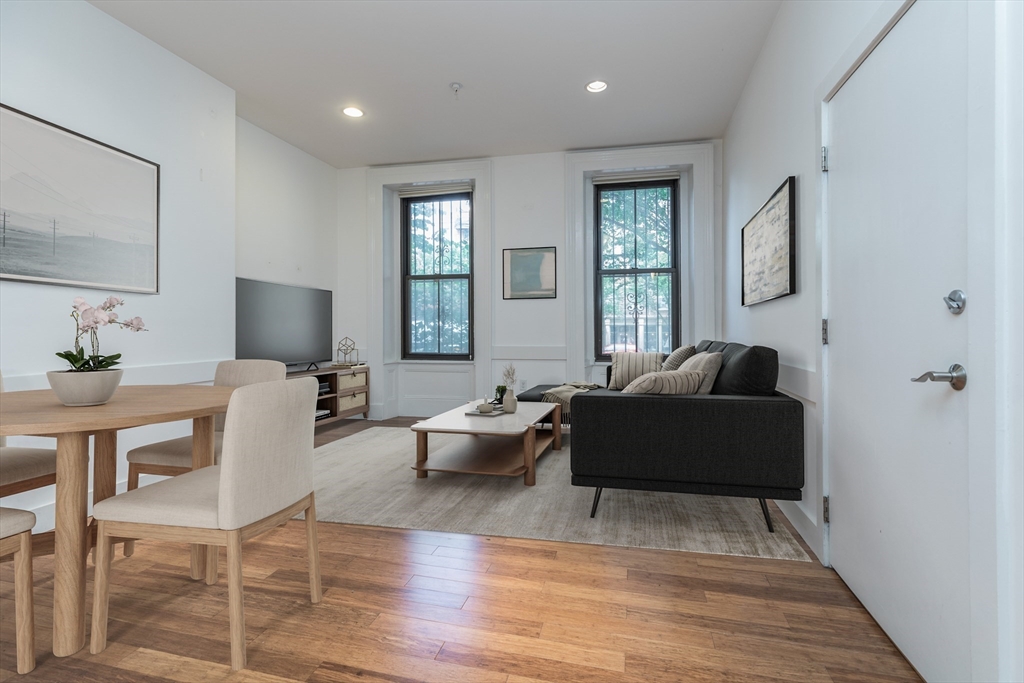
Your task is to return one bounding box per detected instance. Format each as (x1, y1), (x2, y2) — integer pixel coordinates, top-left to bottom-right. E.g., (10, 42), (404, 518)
(407, 195), (472, 355)
(598, 185), (676, 354)
(55, 347), (122, 372)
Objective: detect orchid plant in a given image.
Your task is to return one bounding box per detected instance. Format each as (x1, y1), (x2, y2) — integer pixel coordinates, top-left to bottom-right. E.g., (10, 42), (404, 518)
(56, 296), (146, 372)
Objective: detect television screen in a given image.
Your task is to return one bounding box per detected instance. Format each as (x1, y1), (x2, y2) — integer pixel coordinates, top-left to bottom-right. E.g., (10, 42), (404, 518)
(236, 278), (333, 367)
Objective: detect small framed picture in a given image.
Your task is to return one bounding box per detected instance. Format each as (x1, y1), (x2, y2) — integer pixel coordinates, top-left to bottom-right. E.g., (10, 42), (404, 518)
(741, 176), (796, 306)
(503, 246), (556, 299)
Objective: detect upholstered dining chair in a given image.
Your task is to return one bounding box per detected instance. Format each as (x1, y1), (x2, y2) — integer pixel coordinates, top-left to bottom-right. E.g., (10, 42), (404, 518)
(1, 507), (36, 674)
(90, 378), (321, 671)
(122, 359), (285, 557)
(0, 372), (57, 499)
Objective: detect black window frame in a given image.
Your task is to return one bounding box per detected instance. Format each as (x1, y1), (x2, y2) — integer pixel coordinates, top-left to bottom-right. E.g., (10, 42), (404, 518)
(594, 179), (680, 363)
(401, 191), (474, 361)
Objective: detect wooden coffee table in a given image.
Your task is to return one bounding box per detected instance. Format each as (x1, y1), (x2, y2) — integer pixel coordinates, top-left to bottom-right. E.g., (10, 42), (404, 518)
(411, 401), (562, 486)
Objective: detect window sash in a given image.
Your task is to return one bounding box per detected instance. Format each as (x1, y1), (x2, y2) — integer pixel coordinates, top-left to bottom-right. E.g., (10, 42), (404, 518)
(594, 181), (679, 362)
(402, 192), (474, 360)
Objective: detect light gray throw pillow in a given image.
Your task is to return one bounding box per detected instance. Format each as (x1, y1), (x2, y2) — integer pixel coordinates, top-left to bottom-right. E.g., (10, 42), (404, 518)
(679, 352), (723, 394)
(661, 345), (696, 372)
(608, 352), (664, 390)
(622, 369), (706, 395)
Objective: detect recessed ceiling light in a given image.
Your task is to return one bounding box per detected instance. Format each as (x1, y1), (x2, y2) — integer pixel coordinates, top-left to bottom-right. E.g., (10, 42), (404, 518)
(342, 107), (364, 118)
(586, 81), (607, 93)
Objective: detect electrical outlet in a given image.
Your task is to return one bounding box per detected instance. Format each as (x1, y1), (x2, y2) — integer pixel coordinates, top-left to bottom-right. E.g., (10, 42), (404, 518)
(519, 379), (527, 391)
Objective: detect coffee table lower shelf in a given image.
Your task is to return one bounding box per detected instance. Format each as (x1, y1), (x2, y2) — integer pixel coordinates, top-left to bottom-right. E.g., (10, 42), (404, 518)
(412, 432), (556, 478)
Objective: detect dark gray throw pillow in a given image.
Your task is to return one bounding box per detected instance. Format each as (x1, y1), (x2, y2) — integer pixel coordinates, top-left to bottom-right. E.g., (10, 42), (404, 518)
(661, 345), (696, 372)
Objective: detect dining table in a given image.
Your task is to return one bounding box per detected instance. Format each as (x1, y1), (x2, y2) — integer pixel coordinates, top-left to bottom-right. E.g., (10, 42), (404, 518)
(0, 383), (235, 657)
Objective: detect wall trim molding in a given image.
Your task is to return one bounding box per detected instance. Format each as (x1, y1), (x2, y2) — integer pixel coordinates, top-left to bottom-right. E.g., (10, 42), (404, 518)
(777, 363), (819, 403)
(491, 345), (567, 361)
(0, 359), (224, 392)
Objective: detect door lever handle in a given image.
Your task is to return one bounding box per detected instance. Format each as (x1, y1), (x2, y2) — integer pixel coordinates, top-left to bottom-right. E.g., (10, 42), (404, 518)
(911, 364), (967, 391)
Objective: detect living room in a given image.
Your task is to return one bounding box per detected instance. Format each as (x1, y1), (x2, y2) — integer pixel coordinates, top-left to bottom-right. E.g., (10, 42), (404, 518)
(0, 1), (1021, 682)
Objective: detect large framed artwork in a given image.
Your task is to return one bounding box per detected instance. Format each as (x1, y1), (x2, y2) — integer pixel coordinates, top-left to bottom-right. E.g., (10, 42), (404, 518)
(741, 176), (795, 306)
(503, 246), (556, 299)
(0, 104), (159, 293)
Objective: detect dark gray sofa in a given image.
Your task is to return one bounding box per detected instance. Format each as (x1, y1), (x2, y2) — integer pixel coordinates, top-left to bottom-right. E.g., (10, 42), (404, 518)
(520, 340), (804, 531)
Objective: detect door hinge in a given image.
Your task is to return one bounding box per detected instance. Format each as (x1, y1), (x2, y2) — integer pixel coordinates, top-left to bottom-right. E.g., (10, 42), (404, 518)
(821, 146), (829, 172)
(823, 496), (830, 524)
(822, 319), (829, 345)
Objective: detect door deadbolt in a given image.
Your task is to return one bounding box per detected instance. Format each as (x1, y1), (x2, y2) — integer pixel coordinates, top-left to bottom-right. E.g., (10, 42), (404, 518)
(943, 289), (966, 314)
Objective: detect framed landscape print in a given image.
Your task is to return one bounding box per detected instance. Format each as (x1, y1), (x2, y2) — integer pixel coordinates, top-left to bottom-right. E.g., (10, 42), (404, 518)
(0, 104), (159, 293)
(741, 176), (795, 306)
(503, 246), (556, 299)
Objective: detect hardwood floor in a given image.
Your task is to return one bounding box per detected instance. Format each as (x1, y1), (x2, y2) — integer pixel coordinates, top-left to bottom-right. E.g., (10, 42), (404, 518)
(0, 417), (920, 682)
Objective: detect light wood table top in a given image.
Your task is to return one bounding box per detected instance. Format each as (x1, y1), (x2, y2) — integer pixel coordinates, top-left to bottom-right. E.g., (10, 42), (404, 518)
(0, 385), (235, 436)
(411, 401), (556, 436)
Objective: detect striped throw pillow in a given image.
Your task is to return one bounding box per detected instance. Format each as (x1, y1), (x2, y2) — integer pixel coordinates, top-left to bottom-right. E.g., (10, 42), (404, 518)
(661, 345), (696, 372)
(679, 351), (723, 394)
(622, 369), (706, 395)
(608, 352), (664, 390)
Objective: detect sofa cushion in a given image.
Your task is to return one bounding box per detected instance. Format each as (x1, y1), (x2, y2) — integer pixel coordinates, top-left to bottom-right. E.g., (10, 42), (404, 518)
(608, 352), (664, 390)
(661, 345), (696, 372)
(679, 352), (722, 394)
(695, 340), (779, 396)
(622, 369), (705, 395)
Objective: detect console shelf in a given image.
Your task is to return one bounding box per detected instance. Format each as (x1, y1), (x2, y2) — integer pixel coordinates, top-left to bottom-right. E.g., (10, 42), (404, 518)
(288, 365), (369, 424)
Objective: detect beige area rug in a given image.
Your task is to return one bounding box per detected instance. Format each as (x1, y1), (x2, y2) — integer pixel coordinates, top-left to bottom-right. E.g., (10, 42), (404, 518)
(313, 427), (809, 562)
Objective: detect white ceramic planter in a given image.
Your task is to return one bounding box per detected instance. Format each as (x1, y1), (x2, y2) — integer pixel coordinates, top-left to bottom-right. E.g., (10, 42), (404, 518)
(502, 390), (518, 414)
(46, 368), (123, 407)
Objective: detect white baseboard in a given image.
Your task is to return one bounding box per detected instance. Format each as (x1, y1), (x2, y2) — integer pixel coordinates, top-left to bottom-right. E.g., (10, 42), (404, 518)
(778, 499), (824, 564)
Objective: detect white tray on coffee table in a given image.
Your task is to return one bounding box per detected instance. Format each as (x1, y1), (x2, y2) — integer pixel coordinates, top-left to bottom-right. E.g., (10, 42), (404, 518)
(411, 400), (562, 486)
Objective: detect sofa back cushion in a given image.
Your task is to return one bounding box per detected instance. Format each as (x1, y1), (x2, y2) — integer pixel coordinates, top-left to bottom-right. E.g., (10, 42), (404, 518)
(695, 340), (779, 396)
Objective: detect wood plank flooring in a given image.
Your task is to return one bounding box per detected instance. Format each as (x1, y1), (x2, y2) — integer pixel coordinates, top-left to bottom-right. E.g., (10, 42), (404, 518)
(0, 417), (920, 682)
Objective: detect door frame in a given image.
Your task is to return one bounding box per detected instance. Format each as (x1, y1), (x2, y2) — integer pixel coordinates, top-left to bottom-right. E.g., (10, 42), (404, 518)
(815, 1), (1024, 680)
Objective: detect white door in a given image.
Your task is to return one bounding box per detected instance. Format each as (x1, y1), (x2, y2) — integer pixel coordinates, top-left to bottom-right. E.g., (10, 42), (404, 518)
(826, 1), (972, 681)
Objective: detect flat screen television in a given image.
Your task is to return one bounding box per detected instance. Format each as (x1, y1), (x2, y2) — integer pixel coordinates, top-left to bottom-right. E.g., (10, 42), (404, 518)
(236, 277), (333, 368)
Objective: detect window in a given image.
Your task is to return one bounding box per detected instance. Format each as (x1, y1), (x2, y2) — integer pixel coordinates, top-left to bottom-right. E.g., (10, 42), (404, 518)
(595, 181), (679, 361)
(402, 192), (473, 359)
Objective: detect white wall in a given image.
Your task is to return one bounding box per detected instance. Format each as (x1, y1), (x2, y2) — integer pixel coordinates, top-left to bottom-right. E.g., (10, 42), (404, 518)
(343, 145), (718, 419)
(0, 0), (236, 530)
(721, 0), (885, 559)
(236, 117), (338, 295)
(337, 167), (369, 357)
(490, 152), (568, 392)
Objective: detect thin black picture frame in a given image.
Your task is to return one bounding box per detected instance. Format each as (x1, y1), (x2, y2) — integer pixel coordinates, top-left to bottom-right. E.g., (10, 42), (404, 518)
(0, 103), (160, 294)
(741, 176), (796, 307)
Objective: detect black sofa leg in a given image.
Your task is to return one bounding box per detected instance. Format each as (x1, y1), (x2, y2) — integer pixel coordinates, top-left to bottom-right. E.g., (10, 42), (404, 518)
(759, 498), (775, 533)
(590, 487), (603, 518)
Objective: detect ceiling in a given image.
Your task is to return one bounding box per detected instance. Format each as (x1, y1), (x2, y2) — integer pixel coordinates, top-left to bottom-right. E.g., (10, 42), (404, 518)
(90, 0), (781, 169)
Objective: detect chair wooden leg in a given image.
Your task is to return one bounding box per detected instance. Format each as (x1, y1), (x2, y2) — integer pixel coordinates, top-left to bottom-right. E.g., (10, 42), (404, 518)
(205, 545), (219, 586)
(14, 531), (35, 674)
(123, 465), (140, 557)
(89, 521), (112, 655)
(226, 530), (246, 671)
(305, 496), (322, 604)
